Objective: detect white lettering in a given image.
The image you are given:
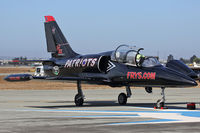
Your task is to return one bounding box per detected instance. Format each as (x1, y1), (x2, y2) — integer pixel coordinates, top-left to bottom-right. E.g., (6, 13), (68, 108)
(91, 58), (97, 67)
(64, 60), (70, 68)
(87, 58), (93, 67)
(75, 59), (81, 67)
(72, 59), (77, 67)
(68, 60), (72, 67)
(82, 59), (87, 67)
(65, 58), (98, 68)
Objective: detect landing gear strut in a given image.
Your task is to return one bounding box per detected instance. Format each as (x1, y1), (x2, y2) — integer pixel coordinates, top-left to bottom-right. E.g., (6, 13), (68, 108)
(74, 80), (84, 106)
(155, 87), (166, 108)
(118, 86), (132, 105)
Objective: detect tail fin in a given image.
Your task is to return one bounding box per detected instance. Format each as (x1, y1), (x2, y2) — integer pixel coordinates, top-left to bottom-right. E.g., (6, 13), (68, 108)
(44, 16), (78, 58)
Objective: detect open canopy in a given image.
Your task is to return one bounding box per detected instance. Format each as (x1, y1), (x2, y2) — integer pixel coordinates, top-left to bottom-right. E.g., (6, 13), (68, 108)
(111, 44), (161, 67)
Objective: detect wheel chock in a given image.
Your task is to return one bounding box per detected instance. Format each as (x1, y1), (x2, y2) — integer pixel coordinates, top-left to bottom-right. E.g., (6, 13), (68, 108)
(187, 103), (196, 110)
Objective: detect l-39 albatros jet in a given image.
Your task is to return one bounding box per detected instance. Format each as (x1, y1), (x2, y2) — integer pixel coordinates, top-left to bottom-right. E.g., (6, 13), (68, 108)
(4, 16), (198, 108)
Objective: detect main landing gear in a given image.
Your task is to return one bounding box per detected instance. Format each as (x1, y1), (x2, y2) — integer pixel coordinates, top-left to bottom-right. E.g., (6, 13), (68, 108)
(74, 80), (84, 106)
(155, 87), (166, 109)
(118, 86), (132, 105)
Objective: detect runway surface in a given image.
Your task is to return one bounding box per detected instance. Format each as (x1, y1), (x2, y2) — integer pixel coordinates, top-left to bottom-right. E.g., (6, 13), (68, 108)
(0, 87), (200, 133)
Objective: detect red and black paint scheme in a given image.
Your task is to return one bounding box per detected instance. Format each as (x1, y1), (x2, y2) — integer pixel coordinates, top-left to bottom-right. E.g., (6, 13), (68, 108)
(4, 16), (198, 107)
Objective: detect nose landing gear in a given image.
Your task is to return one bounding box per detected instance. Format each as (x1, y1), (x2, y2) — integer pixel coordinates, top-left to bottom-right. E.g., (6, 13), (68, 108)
(155, 87), (167, 109)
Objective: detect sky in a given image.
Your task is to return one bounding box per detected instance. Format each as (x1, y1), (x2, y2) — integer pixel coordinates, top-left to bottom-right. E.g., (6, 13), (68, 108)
(0, 0), (200, 60)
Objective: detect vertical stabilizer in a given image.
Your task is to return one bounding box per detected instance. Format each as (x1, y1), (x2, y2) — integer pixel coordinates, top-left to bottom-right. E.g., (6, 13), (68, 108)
(44, 16), (78, 58)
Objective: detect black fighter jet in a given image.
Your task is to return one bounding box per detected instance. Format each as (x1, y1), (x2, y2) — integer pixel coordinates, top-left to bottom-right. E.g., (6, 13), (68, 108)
(4, 16), (198, 107)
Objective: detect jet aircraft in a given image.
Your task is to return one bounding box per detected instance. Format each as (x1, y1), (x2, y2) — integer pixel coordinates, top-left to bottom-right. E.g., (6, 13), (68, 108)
(4, 16), (198, 108)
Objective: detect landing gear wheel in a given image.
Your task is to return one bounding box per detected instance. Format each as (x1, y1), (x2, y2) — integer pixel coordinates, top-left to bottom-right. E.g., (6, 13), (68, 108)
(74, 94), (84, 106)
(156, 99), (165, 108)
(118, 93), (127, 105)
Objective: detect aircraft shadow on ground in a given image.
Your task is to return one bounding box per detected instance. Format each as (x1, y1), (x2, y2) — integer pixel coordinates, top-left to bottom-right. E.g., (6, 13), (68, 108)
(26, 101), (189, 110)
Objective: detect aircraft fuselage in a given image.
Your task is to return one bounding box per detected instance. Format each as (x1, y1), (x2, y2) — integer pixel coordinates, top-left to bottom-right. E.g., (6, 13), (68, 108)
(43, 53), (197, 88)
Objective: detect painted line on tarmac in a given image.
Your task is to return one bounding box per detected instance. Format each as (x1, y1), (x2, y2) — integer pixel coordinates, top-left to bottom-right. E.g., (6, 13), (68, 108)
(7, 108), (200, 125)
(126, 106), (155, 110)
(106, 119), (178, 125)
(61, 114), (139, 118)
(15, 109), (200, 114)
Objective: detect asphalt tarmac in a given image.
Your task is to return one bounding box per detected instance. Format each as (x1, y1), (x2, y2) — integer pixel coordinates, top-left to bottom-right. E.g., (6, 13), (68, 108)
(0, 87), (200, 133)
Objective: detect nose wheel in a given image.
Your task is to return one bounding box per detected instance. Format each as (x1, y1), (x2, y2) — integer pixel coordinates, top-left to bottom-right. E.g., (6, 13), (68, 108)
(155, 87), (166, 109)
(156, 99), (165, 108)
(75, 94), (84, 106)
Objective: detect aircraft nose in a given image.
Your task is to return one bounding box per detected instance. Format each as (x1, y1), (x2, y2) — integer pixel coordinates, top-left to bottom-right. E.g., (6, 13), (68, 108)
(159, 68), (198, 87)
(188, 71), (198, 79)
(191, 80), (198, 86)
(182, 78), (198, 86)
(173, 73), (198, 87)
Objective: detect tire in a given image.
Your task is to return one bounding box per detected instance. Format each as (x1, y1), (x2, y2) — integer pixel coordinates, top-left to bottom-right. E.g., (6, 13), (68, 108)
(74, 94), (84, 106)
(118, 93), (127, 105)
(156, 99), (164, 108)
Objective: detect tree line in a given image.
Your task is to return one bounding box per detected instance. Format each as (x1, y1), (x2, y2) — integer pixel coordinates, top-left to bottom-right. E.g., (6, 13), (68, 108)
(167, 54), (200, 64)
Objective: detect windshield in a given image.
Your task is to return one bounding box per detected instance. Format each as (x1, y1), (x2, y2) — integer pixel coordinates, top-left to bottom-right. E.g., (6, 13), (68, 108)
(141, 57), (161, 67)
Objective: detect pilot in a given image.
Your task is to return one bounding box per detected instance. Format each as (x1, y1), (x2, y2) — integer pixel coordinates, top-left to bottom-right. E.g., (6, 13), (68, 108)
(136, 53), (145, 66)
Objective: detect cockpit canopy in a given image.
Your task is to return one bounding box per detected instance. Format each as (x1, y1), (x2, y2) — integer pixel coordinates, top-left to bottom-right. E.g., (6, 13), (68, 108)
(141, 57), (161, 67)
(111, 44), (161, 67)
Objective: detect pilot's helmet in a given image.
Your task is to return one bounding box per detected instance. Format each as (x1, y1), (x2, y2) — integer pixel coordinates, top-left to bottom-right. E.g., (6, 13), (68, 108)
(136, 54), (145, 61)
